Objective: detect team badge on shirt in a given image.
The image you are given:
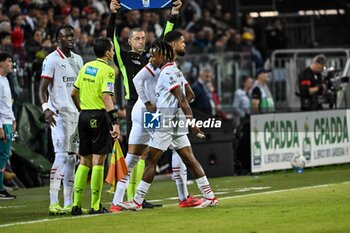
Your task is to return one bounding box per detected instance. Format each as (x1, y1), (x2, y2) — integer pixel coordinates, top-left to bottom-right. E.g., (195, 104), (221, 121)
(106, 82), (114, 92)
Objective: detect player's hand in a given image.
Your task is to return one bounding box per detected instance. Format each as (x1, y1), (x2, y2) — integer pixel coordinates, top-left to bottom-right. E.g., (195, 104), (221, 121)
(145, 102), (156, 112)
(110, 123), (120, 140)
(12, 120), (16, 132)
(0, 128), (5, 142)
(191, 126), (205, 139)
(171, 0), (182, 15)
(110, 0), (121, 13)
(44, 109), (57, 127)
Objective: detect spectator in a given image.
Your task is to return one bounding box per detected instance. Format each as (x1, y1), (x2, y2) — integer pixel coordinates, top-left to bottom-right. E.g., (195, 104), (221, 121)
(298, 54), (327, 111)
(265, 18), (287, 55)
(67, 6), (80, 29)
(190, 67), (215, 116)
(241, 31), (263, 68)
(0, 32), (12, 53)
(22, 3), (39, 39)
(25, 29), (43, 61)
(0, 52), (16, 199)
(249, 68), (275, 113)
(0, 22), (12, 34)
(232, 75), (254, 126)
(10, 13), (24, 51)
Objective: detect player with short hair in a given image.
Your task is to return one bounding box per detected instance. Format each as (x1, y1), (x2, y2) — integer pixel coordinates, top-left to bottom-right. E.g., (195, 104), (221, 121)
(39, 25), (83, 215)
(71, 37), (120, 215)
(117, 40), (218, 210)
(0, 52), (16, 200)
(108, 0), (184, 209)
(110, 37), (201, 211)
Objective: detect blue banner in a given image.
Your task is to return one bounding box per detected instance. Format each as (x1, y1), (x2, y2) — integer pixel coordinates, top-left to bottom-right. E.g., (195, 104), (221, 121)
(120, 0), (172, 10)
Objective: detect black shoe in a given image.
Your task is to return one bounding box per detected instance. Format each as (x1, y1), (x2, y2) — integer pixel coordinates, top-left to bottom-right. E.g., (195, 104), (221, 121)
(71, 206), (82, 216)
(142, 200), (163, 208)
(0, 189), (16, 199)
(89, 204), (110, 214)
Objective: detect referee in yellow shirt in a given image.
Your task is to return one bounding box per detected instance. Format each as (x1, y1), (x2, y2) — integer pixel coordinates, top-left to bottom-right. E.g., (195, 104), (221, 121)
(71, 37), (120, 215)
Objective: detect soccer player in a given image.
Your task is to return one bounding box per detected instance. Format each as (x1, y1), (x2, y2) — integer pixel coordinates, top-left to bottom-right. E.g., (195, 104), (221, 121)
(110, 34), (201, 211)
(0, 52), (16, 199)
(118, 40), (218, 210)
(107, 0), (183, 209)
(71, 37), (120, 215)
(39, 25), (83, 215)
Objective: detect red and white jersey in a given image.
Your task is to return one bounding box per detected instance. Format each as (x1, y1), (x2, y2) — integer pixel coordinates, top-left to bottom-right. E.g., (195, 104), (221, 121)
(133, 62), (160, 106)
(41, 48), (83, 114)
(156, 62), (188, 110)
(155, 63), (188, 135)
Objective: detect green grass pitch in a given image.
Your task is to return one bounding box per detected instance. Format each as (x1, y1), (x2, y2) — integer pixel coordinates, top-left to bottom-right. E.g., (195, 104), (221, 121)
(1, 164), (350, 233)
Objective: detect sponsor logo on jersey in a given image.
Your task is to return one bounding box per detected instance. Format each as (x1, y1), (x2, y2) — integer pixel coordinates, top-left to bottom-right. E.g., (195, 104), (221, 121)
(85, 66), (98, 76)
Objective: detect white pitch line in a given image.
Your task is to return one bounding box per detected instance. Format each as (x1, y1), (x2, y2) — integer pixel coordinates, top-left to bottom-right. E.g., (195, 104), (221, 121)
(0, 205), (25, 209)
(1, 181), (349, 228)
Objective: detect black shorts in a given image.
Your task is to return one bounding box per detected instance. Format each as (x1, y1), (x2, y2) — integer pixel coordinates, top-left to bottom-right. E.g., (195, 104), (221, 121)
(78, 110), (113, 156)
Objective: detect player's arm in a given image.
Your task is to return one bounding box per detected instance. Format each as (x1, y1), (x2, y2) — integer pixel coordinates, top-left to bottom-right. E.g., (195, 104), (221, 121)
(39, 59), (57, 126)
(108, 0), (127, 68)
(184, 83), (195, 103)
(71, 87), (81, 112)
(102, 68), (120, 140)
(160, 0), (183, 38)
(171, 86), (204, 138)
(133, 66), (157, 112)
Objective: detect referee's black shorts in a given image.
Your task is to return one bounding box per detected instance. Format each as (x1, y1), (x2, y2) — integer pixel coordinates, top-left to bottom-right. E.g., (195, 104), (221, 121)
(78, 110), (113, 156)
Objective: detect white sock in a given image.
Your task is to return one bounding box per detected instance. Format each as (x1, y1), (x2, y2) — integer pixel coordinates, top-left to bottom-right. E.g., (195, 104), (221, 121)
(134, 180), (151, 205)
(63, 153), (76, 207)
(49, 152), (66, 205)
(172, 151), (188, 201)
(112, 153), (140, 205)
(196, 176), (215, 199)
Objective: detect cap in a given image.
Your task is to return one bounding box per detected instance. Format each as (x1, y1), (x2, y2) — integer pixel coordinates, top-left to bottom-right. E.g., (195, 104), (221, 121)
(256, 67), (271, 78)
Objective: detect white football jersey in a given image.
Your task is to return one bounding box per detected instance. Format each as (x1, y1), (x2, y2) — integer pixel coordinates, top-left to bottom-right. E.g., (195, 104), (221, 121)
(41, 48), (83, 114)
(133, 62), (160, 105)
(155, 62), (188, 135)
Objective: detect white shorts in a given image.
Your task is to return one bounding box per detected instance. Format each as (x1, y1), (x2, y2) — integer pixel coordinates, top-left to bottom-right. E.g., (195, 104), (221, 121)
(129, 101), (151, 145)
(149, 131), (191, 152)
(51, 112), (79, 153)
(128, 121), (151, 145)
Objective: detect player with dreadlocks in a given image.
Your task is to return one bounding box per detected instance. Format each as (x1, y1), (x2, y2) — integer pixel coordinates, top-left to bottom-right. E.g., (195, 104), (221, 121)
(110, 39), (203, 211)
(117, 40), (219, 210)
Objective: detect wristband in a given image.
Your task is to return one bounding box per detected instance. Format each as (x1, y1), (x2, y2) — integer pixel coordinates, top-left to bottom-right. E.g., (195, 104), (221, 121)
(42, 103), (49, 112)
(108, 109), (119, 125)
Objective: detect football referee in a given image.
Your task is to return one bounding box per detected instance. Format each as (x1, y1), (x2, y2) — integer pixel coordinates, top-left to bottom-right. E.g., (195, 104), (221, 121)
(71, 37), (120, 215)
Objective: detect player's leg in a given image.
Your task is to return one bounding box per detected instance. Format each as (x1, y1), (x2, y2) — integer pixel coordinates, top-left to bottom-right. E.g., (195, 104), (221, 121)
(72, 155), (91, 215)
(72, 111), (92, 215)
(111, 144), (145, 210)
(111, 115), (147, 209)
(62, 119), (79, 211)
(49, 116), (67, 214)
(0, 124), (16, 199)
(174, 136), (218, 208)
(172, 150), (202, 207)
(90, 154), (108, 214)
(118, 131), (171, 210)
(89, 110), (113, 214)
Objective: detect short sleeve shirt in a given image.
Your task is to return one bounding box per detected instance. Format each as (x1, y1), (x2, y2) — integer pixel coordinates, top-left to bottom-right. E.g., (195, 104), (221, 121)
(155, 63), (188, 135)
(74, 58), (115, 110)
(41, 48), (83, 113)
